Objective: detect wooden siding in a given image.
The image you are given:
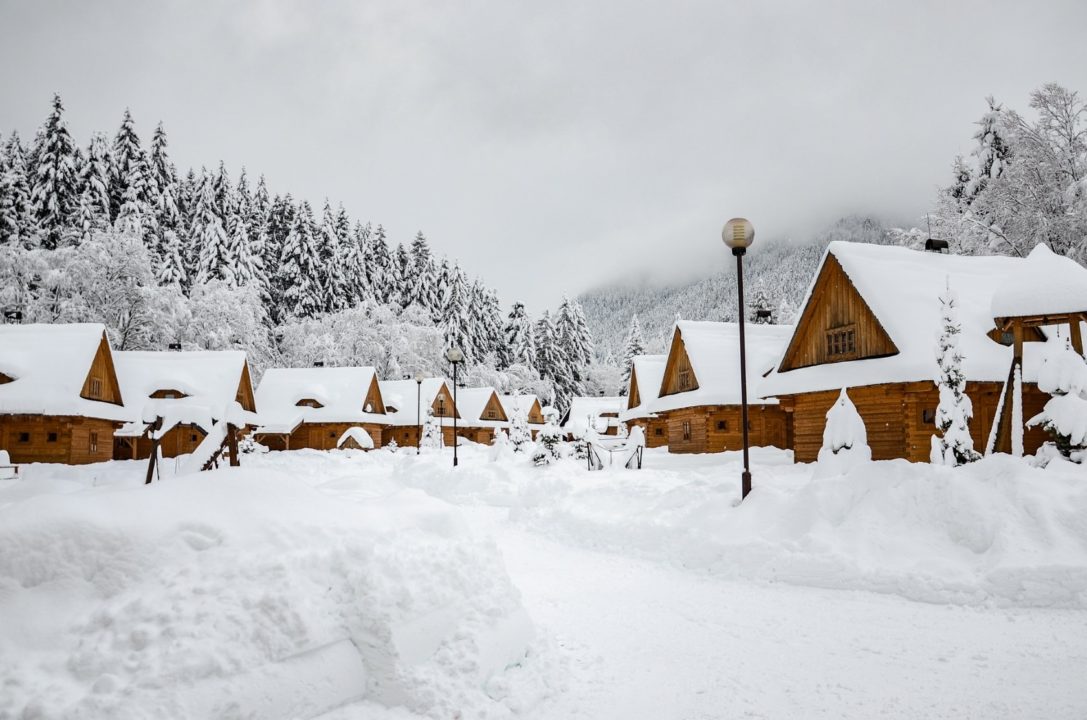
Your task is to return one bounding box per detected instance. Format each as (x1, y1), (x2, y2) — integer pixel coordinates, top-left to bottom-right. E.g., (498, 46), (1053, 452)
(236, 361), (257, 412)
(431, 384), (458, 418)
(384, 426), (421, 448)
(442, 426), (495, 447)
(522, 398), (545, 424)
(364, 375), (386, 415)
(778, 254), (898, 372)
(287, 422), (385, 451)
(659, 329), (699, 398)
(627, 368), (642, 410)
(628, 415), (670, 448)
(780, 381), (1050, 463)
(665, 405), (788, 454)
(480, 391), (509, 423)
(79, 333), (124, 406)
(1, 415), (117, 464)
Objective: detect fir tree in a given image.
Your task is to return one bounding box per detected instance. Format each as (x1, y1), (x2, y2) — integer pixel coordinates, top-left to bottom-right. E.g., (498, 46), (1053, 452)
(192, 172), (233, 285)
(148, 122), (180, 243)
(277, 200), (323, 317)
(509, 409), (532, 452)
(156, 229), (188, 286)
(620, 314), (645, 396)
(1, 133), (36, 246)
(408, 231), (438, 312)
(229, 217), (265, 288)
(78, 132), (112, 223)
(367, 224), (391, 301)
(30, 94), (79, 248)
(111, 109), (151, 222)
(341, 221), (369, 306)
(317, 200), (348, 312)
(421, 409), (444, 449)
(930, 283), (980, 465)
(440, 265), (471, 356)
(749, 280), (773, 324)
(503, 302), (536, 369)
(392, 242), (411, 309)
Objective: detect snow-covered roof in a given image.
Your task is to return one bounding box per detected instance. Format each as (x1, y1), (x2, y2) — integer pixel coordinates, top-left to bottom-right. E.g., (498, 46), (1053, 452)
(620, 354), (667, 422)
(564, 396), (625, 430)
(650, 321), (792, 413)
(378, 378), (452, 427)
(337, 426), (375, 449)
(0, 323), (129, 421)
(990, 244), (1087, 320)
(761, 241), (1085, 397)
(453, 387), (507, 427)
(113, 350), (256, 431)
(255, 367), (386, 431)
(498, 394), (543, 424)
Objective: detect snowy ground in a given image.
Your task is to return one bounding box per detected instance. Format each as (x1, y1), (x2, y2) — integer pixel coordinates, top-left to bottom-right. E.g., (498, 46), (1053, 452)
(2, 444), (1086, 718)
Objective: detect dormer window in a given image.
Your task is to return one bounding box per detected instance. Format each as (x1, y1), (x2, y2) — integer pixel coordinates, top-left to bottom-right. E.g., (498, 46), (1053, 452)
(825, 325), (856, 359)
(296, 398), (324, 408)
(89, 377), (102, 398)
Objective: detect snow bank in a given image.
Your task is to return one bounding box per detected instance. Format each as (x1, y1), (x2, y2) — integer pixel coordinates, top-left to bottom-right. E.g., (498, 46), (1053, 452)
(513, 450), (1087, 608)
(0, 468), (536, 718)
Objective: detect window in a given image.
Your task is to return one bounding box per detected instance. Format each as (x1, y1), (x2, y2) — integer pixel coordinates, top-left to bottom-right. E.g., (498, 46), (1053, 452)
(89, 431), (98, 453)
(330, 431), (336, 438)
(677, 357), (694, 392)
(825, 326), (857, 358)
(191, 434), (198, 442)
(654, 427), (664, 436)
(682, 420), (691, 441)
(47, 432), (58, 443)
(716, 420), (728, 431)
(922, 408), (936, 424)
(437, 398), (446, 415)
(486, 410), (497, 419)
(18, 432), (30, 443)
(89, 377), (102, 398)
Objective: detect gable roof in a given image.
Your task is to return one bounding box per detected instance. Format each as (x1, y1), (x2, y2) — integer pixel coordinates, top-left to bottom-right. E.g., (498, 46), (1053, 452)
(255, 366), (386, 432)
(378, 378), (455, 426)
(620, 354), (667, 422)
(760, 241), (1087, 397)
(564, 395), (625, 432)
(0, 323), (128, 421)
(453, 387), (508, 427)
(990, 243), (1087, 321)
(498, 394), (543, 423)
(114, 350), (257, 431)
(651, 321), (792, 413)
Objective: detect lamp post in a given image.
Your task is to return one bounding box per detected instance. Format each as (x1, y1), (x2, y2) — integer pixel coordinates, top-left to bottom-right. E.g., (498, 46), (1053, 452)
(445, 347), (464, 467)
(415, 373), (424, 455)
(722, 217), (755, 501)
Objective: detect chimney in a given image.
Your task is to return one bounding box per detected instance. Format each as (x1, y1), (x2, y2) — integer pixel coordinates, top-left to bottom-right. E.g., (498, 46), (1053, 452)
(924, 238), (949, 253)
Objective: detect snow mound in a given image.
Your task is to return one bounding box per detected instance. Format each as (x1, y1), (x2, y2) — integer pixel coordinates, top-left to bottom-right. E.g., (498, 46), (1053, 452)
(519, 451), (1087, 608)
(0, 469), (535, 718)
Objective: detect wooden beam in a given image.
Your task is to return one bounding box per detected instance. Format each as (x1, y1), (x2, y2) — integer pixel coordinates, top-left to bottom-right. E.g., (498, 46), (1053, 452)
(227, 424), (240, 467)
(1070, 319), (1083, 356)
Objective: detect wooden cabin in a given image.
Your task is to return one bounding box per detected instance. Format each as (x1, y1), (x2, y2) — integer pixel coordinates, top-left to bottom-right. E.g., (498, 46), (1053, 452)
(620, 354), (669, 448)
(759, 241), (1087, 463)
(0, 323), (128, 464)
(253, 367), (387, 450)
(445, 387), (509, 445)
(650, 321), (793, 454)
(112, 350), (257, 459)
(377, 378), (457, 447)
(562, 396), (625, 439)
(498, 394), (546, 438)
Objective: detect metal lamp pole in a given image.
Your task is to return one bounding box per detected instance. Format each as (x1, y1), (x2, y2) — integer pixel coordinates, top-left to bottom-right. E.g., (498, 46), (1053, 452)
(445, 348), (464, 467)
(415, 373), (423, 455)
(723, 218), (755, 501)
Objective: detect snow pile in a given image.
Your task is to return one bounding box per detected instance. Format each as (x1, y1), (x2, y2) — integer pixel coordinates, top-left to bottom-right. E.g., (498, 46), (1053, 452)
(516, 449), (1087, 608)
(990, 243), (1087, 319)
(1028, 337), (1087, 461)
(815, 388), (871, 477)
(338, 425), (375, 449)
(0, 469), (537, 718)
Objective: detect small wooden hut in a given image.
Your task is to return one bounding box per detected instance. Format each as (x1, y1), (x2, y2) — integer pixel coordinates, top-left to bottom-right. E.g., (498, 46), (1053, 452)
(620, 354), (669, 448)
(650, 321), (792, 454)
(445, 387), (508, 446)
(498, 394), (546, 438)
(760, 241), (1087, 462)
(0, 323), (127, 464)
(253, 367), (387, 450)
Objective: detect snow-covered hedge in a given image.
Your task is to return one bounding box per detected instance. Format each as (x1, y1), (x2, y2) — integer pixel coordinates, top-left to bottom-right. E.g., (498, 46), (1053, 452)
(0, 469), (535, 717)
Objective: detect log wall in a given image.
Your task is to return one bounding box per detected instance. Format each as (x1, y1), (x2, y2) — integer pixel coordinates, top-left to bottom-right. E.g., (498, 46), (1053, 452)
(665, 405), (789, 454)
(1, 415), (117, 464)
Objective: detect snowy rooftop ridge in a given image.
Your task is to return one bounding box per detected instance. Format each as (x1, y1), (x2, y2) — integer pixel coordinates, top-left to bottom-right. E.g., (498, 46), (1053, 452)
(990, 244), (1087, 320)
(113, 350), (255, 429)
(498, 394), (543, 423)
(564, 396), (625, 429)
(760, 241), (1087, 397)
(453, 387), (506, 427)
(255, 366), (386, 431)
(378, 378), (452, 427)
(620, 354), (667, 422)
(0, 322), (129, 421)
(650, 321), (792, 413)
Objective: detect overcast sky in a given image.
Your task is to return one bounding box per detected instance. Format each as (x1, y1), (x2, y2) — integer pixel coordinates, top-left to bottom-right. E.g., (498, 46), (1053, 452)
(2, 0), (1086, 311)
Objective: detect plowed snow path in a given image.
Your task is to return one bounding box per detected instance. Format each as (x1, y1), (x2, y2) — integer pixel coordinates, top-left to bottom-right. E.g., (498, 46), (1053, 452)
(466, 509), (1087, 720)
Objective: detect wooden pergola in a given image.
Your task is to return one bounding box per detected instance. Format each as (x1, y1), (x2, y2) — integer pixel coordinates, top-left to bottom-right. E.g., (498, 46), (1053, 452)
(990, 311), (1085, 455)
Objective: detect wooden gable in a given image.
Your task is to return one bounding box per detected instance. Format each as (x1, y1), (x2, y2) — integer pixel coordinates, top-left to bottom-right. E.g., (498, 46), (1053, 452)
(296, 398), (325, 408)
(627, 367), (641, 410)
(658, 328), (699, 398)
(235, 361), (257, 412)
(480, 391), (508, 422)
(150, 389), (190, 399)
(778, 253), (899, 372)
(79, 332), (124, 406)
(0, 371), (12, 385)
(431, 384), (460, 419)
(525, 397), (544, 424)
(363, 374), (386, 415)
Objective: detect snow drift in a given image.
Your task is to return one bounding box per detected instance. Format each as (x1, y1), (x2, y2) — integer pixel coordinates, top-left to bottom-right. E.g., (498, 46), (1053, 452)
(0, 468), (534, 718)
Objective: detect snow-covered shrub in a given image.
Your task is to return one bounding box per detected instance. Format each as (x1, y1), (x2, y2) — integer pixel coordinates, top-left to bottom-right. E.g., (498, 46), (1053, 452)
(509, 410), (532, 453)
(386, 438), (399, 453)
(237, 436), (268, 455)
(930, 283), (981, 465)
(815, 388), (872, 477)
(532, 421), (565, 466)
(420, 410), (443, 450)
(1027, 336), (1087, 462)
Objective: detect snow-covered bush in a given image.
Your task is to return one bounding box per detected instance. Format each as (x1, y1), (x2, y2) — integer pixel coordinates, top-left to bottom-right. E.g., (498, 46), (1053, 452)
(490, 429), (513, 462)
(420, 410), (443, 450)
(509, 409), (532, 453)
(815, 388), (872, 477)
(1027, 336), (1087, 462)
(930, 283), (981, 465)
(532, 420), (565, 466)
(386, 438), (399, 453)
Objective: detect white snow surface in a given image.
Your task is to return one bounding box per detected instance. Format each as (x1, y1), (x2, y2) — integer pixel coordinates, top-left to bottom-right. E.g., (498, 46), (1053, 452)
(990, 244), (1087, 319)
(497, 395), (544, 427)
(653, 321), (791, 413)
(379, 378), (451, 427)
(338, 426), (376, 449)
(619, 354), (666, 422)
(454, 386), (508, 427)
(0, 322), (129, 421)
(3, 446), (1087, 718)
(761, 241), (1070, 397)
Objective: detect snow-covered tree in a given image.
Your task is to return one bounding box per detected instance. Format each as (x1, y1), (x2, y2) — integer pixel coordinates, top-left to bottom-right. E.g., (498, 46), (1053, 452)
(930, 283), (981, 466)
(366, 223), (391, 299)
(1027, 336), (1087, 462)
(317, 200), (348, 312)
(503, 301), (535, 369)
(276, 200), (322, 318)
(78, 133), (112, 225)
(440, 265), (471, 356)
(749, 280), (773, 324)
(619, 314), (645, 396)
(815, 388), (872, 477)
(30, 94), (79, 248)
(110, 109), (151, 223)
(156, 229), (188, 286)
(421, 410), (444, 449)
(192, 173), (233, 285)
(532, 414), (565, 466)
(509, 409), (532, 452)
(0, 133), (36, 247)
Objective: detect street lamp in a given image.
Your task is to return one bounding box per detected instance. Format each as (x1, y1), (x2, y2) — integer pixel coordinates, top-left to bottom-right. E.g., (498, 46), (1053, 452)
(415, 373), (424, 455)
(722, 217), (755, 501)
(445, 347), (465, 467)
